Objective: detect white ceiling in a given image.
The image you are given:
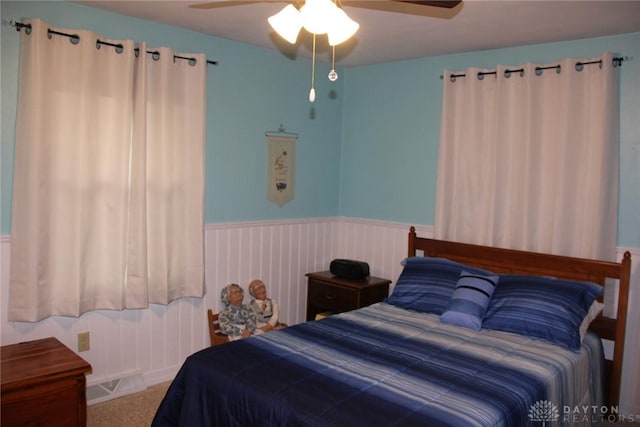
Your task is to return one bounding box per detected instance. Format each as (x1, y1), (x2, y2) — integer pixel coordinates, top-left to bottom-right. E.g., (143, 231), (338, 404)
(72, 0), (640, 67)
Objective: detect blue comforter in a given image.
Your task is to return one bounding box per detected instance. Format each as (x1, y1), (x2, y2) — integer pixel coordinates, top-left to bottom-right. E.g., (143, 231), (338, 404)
(152, 303), (602, 427)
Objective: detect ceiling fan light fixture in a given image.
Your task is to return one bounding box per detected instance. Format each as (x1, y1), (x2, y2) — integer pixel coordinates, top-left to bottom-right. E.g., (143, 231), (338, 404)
(268, 4), (302, 44)
(300, 0), (339, 35)
(268, 0), (360, 103)
(327, 7), (359, 46)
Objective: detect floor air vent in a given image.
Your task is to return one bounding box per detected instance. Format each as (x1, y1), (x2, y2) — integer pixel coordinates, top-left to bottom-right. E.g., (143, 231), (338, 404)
(87, 371), (146, 405)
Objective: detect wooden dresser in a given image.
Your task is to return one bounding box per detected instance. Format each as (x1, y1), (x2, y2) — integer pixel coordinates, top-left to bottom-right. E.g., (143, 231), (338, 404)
(306, 271), (391, 321)
(1, 337), (92, 427)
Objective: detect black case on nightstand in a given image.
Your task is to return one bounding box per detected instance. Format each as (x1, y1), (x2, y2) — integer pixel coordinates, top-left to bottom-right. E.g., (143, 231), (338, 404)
(329, 259), (370, 279)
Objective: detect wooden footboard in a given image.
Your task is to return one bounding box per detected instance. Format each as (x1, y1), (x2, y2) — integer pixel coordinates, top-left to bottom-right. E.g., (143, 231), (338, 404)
(407, 226), (631, 408)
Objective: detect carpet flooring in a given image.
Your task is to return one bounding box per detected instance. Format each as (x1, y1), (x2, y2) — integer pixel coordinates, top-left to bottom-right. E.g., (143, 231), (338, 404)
(87, 381), (171, 427)
(87, 381), (639, 427)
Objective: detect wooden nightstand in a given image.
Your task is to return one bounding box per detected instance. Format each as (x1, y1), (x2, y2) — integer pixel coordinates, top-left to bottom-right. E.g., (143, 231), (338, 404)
(1, 337), (92, 427)
(306, 271), (391, 321)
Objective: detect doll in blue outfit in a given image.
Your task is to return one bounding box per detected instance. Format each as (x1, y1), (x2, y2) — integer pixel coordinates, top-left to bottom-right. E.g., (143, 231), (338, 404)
(219, 283), (258, 341)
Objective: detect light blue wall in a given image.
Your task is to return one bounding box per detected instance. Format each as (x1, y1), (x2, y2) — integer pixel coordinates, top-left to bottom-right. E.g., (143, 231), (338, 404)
(2, 2), (639, 247)
(341, 33), (640, 247)
(1, 1), (343, 234)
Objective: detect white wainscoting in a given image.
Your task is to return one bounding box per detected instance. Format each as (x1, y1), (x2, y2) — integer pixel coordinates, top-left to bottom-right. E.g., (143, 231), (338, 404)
(0, 218), (425, 389)
(333, 218), (433, 285)
(1, 219), (637, 414)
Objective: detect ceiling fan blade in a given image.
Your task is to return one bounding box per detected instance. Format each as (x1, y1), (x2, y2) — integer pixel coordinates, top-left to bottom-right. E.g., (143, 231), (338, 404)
(189, 1), (284, 9)
(342, 1), (461, 18)
(393, 0), (462, 8)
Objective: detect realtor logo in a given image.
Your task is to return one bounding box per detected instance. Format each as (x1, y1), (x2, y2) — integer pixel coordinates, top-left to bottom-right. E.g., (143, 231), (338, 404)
(528, 400), (560, 426)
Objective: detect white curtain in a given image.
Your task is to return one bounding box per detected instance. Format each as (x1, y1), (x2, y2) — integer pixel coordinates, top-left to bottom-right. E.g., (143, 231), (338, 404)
(435, 52), (620, 261)
(9, 19), (206, 321)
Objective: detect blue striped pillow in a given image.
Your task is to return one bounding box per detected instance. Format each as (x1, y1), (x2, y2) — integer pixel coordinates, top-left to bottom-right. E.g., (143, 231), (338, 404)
(385, 257), (494, 315)
(483, 275), (604, 351)
(440, 272), (499, 330)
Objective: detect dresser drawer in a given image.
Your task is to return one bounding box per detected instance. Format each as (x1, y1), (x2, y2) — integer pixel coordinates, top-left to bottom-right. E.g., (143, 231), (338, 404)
(308, 281), (356, 313)
(2, 376), (83, 427)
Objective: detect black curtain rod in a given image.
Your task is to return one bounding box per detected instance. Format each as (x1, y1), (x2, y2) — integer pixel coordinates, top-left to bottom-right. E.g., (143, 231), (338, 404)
(12, 21), (218, 66)
(440, 56), (626, 80)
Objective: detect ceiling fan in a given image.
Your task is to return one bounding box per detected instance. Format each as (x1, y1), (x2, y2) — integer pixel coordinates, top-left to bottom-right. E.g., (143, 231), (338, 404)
(189, 1), (462, 11)
(188, 0), (462, 102)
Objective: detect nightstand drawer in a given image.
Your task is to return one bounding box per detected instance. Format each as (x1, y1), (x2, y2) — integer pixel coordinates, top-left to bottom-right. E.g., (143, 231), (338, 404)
(308, 281), (357, 313)
(305, 271), (391, 321)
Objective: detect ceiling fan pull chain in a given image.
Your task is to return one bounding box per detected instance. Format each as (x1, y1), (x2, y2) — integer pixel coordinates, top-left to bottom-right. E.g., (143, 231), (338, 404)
(309, 34), (316, 102)
(329, 45), (338, 81)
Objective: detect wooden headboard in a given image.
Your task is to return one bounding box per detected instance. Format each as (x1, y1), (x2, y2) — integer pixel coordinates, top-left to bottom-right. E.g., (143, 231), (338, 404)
(407, 226), (631, 408)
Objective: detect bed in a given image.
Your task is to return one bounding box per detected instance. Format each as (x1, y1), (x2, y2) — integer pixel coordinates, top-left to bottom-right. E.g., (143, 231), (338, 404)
(152, 227), (631, 427)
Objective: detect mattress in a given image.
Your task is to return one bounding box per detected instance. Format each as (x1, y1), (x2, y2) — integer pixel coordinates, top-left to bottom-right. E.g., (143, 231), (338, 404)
(152, 302), (603, 427)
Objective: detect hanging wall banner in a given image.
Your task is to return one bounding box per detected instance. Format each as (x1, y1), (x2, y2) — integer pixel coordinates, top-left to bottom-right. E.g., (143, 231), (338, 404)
(266, 134), (297, 206)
